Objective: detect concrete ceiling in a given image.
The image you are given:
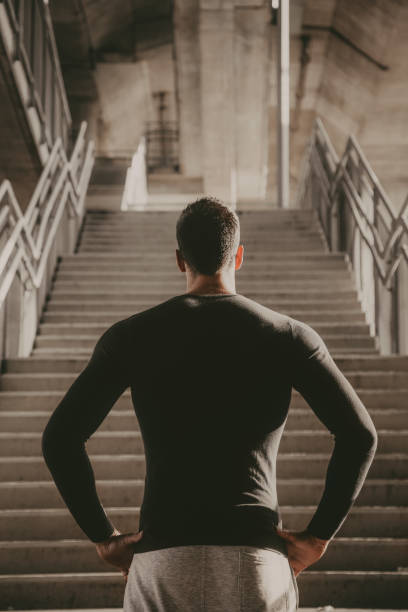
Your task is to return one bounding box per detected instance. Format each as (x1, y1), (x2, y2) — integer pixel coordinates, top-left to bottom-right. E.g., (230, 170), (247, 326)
(81, 0), (173, 56)
(50, 0), (174, 125)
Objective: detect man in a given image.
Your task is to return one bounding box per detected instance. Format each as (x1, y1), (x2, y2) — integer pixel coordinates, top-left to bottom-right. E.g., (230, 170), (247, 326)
(42, 197), (378, 611)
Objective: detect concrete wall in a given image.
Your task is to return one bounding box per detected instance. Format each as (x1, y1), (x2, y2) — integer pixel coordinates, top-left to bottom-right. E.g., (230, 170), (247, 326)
(290, 0), (408, 215)
(173, 0), (202, 178)
(87, 43), (176, 159)
(234, 4), (270, 203)
(94, 61), (152, 158)
(174, 0), (271, 206)
(357, 1), (408, 213)
(49, 0), (408, 215)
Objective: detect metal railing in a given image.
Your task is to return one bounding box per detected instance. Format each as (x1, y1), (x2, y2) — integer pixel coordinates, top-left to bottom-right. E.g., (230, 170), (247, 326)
(0, 121), (94, 358)
(297, 117), (408, 354)
(0, 0), (71, 163)
(145, 120), (179, 173)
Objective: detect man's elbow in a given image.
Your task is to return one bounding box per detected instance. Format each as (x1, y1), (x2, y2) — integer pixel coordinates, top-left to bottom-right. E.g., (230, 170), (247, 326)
(41, 425), (56, 465)
(41, 422), (67, 466)
(357, 423), (378, 454)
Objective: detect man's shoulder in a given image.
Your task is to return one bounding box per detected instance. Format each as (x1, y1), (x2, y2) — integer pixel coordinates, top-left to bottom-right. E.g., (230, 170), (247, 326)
(114, 295), (182, 328)
(237, 296), (325, 349)
(102, 294), (321, 340)
(235, 293), (293, 331)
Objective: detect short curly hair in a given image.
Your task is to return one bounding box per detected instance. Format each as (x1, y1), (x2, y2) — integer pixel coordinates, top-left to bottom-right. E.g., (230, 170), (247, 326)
(176, 197), (240, 275)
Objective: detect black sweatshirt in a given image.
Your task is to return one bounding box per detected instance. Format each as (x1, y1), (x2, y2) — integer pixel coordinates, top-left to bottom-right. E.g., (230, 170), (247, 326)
(42, 292), (378, 554)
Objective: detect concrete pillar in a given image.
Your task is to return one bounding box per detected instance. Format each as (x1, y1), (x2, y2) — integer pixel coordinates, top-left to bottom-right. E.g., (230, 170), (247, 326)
(199, 0), (236, 204)
(173, 0), (202, 178)
(234, 2), (270, 203)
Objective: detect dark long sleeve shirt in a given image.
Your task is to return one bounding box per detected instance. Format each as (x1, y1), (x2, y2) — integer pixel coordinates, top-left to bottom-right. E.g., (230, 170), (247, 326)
(42, 292), (378, 554)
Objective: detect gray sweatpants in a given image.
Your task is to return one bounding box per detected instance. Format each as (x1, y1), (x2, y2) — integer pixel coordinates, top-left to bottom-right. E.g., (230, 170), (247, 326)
(123, 544), (299, 611)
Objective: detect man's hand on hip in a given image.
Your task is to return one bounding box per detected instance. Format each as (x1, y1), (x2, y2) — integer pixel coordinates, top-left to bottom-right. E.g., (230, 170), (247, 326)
(95, 529), (144, 581)
(275, 527), (330, 576)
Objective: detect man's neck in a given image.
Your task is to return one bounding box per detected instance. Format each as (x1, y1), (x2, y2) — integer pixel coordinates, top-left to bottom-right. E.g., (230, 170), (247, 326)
(185, 272), (236, 296)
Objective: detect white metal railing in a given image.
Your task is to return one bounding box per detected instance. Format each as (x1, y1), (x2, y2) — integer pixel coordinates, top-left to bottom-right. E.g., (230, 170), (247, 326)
(0, 0), (71, 164)
(121, 137), (148, 211)
(0, 121), (94, 357)
(297, 117), (408, 354)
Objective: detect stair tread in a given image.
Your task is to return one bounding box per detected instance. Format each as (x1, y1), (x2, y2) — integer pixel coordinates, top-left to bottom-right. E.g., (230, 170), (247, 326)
(2, 537), (407, 547)
(1, 478), (407, 485)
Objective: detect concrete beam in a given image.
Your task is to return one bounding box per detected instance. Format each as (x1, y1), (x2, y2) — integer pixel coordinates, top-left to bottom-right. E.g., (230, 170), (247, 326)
(173, 0), (202, 178)
(199, 1), (236, 203)
(234, 4), (270, 203)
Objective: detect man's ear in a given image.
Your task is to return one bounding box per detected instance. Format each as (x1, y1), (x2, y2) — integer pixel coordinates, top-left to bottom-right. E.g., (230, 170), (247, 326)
(176, 249), (186, 272)
(235, 244), (244, 271)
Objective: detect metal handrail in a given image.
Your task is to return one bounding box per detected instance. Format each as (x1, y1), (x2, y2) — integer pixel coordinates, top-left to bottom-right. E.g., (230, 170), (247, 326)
(0, 0), (72, 157)
(297, 117), (408, 353)
(0, 121), (94, 306)
(308, 118), (408, 286)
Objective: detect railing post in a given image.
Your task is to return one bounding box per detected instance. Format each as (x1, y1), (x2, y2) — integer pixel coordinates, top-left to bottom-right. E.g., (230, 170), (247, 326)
(390, 240), (400, 354)
(372, 186), (380, 341)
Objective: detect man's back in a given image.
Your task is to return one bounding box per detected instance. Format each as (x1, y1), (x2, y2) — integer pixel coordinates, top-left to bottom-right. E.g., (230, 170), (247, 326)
(117, 292), (294, 553)
(43, 291), (378, 556)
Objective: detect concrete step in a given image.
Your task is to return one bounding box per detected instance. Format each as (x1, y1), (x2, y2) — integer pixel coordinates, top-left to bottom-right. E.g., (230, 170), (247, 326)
(51, 279), (356, 291)
(31, 335), (377, 351)
(4, 609), (397, 612)
(1, 506), (406, 541)
(79, 245), (328, 253)
(60, 251), (348, 262)
(83, 222), (319, 231)
(0, 430), (405, 457)
(43, 299), (363, 312)
(84, 220), (318, 229)
(43, 301), (364, 314)
(84, 210), (314, 219)
(1, 406), (406, 434)
(83, 221), (319, 229)
(0, 478), (407, 509)
(80, 227), (324, 236)
(49, 286), (358, 300)
(79, 234), (325, 243)
(40, 310), (368, 324)
(3, 370), (405, 392)
(56, 269), (353, 281)
(85, 207), (312, 213)
(79, 231), (324, 242)
(78, 240), (326, 250)
(2, 537), (407, 574)
(1, 388), (405, 410)
(0, 573), (125, 609)
(79, 231), (324, 241)
(0, 452), (406, 482)
(58, 259), (350, 271)
(38, 322), (372, 337)
(147, 174), (203, 194)
(83, 216), (317, 225)
(5, 354), (407, 374)
(1, 570), (407, 609)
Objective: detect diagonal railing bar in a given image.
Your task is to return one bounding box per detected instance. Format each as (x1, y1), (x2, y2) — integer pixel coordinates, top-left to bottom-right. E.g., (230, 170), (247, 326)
(301, 118), (408, 288)
(297, 117), (408, 354)
(0, 0), (72, 160)
(0, 121), (94, 307)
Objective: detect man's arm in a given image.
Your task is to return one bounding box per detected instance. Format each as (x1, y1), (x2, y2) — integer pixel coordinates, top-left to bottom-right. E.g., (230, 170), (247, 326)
(41, 321), (129, 543)
(289, 318), (378, 541)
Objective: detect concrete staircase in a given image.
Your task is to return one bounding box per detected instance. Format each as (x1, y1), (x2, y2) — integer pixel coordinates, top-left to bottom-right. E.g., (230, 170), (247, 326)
(0, 208), (407, 609)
